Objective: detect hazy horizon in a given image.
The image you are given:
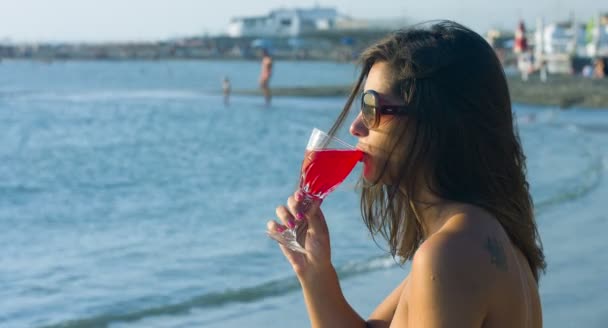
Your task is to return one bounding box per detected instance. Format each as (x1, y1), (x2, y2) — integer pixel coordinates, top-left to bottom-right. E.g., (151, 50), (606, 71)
(0, 0), (604, 43)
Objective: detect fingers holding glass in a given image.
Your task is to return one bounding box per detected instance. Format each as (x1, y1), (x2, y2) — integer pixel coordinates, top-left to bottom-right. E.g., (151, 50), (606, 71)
(289, 192), (322, 223)
(276, 205), (296, 229)
(266, 220), (286, 234)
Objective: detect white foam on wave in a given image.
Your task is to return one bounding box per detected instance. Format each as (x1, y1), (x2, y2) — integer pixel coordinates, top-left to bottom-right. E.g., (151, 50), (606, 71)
(340, 255), (397, 272)
(35, 254), (396, 328)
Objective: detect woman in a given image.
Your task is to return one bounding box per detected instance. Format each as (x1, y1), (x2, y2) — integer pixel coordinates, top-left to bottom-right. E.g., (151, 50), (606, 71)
(267, 20), (545, 327)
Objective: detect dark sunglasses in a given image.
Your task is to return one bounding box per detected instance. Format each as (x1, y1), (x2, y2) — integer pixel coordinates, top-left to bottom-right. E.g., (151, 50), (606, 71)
(360, 90), (409, 128)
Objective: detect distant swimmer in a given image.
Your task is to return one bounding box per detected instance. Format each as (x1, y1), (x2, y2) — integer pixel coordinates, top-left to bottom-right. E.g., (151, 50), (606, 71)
(222, 76), (231, 106)
(259, 48), (273, 106)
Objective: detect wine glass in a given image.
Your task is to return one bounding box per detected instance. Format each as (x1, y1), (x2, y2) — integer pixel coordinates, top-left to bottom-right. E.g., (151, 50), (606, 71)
(267, 128), (362, 253)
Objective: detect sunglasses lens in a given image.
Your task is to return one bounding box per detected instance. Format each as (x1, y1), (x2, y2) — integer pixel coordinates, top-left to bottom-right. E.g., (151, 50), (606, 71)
(361, 92), (377, 127)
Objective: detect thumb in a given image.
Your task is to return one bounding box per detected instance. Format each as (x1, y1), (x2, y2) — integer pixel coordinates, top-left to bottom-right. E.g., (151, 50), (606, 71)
(303, 198), (328, 237)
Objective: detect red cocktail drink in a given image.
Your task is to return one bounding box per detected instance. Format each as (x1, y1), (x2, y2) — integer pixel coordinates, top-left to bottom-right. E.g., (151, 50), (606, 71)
(267, 128), (361, 253)
(299, 149), (363, 199)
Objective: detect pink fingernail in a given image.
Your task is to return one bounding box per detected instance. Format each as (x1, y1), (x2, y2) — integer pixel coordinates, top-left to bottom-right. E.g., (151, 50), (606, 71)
(288, 219), (296, 229)
(295, 191), (303, 201)
(296, 212), (304, 221)
(276, 226), (285, 233)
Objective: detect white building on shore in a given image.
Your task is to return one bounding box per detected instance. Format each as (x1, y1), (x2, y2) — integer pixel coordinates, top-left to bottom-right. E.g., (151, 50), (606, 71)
(227, 6), (344, 37)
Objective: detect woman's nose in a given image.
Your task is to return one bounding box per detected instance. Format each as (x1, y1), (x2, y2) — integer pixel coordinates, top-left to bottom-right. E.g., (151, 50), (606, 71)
(350, 112), (369, 138)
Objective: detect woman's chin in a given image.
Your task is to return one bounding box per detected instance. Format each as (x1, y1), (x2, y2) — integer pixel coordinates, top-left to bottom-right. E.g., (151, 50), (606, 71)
(362, 166), (379, 184)
(361, 156), (386, 184)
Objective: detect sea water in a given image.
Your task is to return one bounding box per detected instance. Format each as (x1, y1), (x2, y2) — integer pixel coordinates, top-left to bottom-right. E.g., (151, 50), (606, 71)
(0, 60), (607, 328)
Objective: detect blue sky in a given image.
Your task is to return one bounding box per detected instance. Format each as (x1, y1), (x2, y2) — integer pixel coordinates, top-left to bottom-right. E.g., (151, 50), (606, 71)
(0, 0), (603, 42)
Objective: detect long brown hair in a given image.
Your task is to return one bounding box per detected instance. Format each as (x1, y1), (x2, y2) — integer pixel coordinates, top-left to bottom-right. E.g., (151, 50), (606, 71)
(328, 20), (546, 281)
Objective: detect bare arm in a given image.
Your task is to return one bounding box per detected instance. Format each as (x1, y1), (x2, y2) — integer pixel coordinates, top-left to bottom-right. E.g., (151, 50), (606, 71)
(299, 266), (368, 328)
(268, 193), (368, 328)
(300, 267), (408, 328)
(391, 233), (488, 328)
(366, 277), (409, 328)
(268, 193), (418, 328)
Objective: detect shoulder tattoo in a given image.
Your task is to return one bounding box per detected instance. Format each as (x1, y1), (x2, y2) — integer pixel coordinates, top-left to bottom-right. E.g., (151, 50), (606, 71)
(484, 236), (508, 272)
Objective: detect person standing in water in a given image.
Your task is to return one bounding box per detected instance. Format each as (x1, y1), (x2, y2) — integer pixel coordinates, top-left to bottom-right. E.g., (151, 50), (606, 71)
(259, 48), (273, 106)
(222, 76), (231, 106)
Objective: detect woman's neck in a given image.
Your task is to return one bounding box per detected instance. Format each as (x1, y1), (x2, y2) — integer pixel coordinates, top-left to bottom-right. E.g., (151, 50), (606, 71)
(409, 189), (468, 238)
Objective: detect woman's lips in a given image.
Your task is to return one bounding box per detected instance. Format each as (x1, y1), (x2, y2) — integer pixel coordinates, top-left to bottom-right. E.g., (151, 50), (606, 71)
(358, 151), (366, 162)
(356, 146), (369, 163)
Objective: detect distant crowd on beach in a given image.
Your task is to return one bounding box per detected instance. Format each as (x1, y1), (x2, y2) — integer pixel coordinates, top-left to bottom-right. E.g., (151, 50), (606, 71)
(582, 57), (606, 79)
(501, 18), (608, 82)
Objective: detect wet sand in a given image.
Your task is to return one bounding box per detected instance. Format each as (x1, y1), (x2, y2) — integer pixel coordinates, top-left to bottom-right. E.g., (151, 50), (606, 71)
(507, 75), (608, 109)
(233, 75), (608, 109)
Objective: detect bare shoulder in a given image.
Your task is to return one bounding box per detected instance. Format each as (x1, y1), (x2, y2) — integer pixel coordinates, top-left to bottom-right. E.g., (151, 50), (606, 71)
(412, 228), (496, 291)
(398, 214), (504, 326)
(412, 212), (506, 288)
(391, 208), (538, 327)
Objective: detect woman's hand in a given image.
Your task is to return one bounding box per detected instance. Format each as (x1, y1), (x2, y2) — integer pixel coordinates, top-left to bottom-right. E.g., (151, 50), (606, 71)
(268, 193), (366, 328)
(267, 191), (333, 279)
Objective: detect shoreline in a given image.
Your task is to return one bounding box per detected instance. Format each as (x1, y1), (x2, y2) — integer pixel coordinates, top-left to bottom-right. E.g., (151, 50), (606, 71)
(233, 75), (608, 109)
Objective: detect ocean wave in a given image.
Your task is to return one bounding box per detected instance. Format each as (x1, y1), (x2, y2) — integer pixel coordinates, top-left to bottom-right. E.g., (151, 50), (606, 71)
(577, 123), (608, 134)
(535, 150), (603, 214)
(0, 180), (141, 196)
(6, 89), (215, 103)
(37, 255), (396, 328)
(0, 184), (46, 195)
